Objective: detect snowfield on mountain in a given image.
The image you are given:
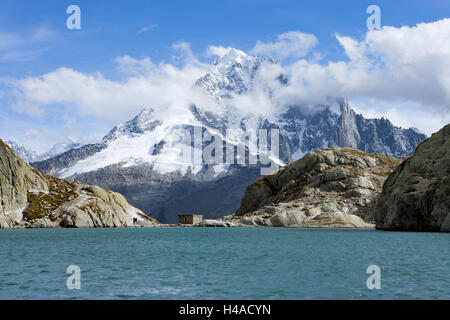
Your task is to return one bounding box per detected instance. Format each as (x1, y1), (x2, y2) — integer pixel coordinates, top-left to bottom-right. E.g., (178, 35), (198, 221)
(31, 48), (426, 223)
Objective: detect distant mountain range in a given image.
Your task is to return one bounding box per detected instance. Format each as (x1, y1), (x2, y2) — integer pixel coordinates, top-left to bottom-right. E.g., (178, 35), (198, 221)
(30, 48), (427, 223)
(5, 140), (80, 163)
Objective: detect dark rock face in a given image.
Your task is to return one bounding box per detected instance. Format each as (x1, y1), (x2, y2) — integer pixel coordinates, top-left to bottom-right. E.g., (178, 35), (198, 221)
(278, 101), (427, 161)
(71, 164), (261, 224)
(31, 143), (107, 176)
(376, 124), (450, 232)
(152, 140), (166, 155)
(103, 108), (162, 143)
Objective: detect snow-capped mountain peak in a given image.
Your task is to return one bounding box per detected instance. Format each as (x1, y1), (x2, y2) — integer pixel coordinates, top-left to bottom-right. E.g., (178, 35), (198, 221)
(5, 139), (81, 162)
(102, 108), (163, 143)
(196, 48), (278, 98)
(211, 48), (248, 65)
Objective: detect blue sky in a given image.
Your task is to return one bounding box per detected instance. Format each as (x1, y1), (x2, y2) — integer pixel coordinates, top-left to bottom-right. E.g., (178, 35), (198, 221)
(0, 0), (449, 152)
(1, 0), (448, 76)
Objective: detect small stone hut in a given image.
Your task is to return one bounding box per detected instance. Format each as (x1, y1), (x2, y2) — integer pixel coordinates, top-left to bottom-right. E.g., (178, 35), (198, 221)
(178, 214), (203, 225)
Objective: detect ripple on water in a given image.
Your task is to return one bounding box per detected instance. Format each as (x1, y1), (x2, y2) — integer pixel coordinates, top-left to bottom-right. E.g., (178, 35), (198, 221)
(0, 228), (448, 299)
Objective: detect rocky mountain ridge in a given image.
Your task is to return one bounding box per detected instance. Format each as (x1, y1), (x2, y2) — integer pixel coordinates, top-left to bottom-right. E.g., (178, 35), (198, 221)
(5, 140), (80, 163)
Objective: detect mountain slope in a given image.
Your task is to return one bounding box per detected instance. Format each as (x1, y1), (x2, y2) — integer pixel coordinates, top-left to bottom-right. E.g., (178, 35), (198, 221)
(30, 49), (426, 223)
(0, 139), (157, 228)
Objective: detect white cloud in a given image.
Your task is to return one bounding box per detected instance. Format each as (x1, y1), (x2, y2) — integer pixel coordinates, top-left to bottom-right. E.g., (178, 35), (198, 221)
(4, 19), (450, 147)
(138, 24), (158, 34)
(115, 55), (154, 75)
(206, 45), (234, 57)
(171, 41), (198, 64)
(250, 31), (318, 60)
(277, 19), (450, 117)
(7, 54), (211, 125)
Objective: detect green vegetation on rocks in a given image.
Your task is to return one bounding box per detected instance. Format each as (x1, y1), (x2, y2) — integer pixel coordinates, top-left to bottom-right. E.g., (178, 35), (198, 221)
(0, 139), (158, 229)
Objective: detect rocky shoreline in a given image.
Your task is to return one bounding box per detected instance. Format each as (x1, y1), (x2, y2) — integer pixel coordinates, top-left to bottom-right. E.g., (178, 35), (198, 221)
(1, 124), (448, 231)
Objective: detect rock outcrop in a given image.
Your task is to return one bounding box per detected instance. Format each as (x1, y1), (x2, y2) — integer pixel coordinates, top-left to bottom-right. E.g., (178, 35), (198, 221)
(0, 139), (158, 229)
(228, 147), (401, 228)
(194, 219), (236, 227)
(375, 124), (450, 232)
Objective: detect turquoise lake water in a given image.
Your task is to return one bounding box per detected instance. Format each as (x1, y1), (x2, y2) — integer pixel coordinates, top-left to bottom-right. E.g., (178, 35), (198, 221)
(0, 227), (448, 299)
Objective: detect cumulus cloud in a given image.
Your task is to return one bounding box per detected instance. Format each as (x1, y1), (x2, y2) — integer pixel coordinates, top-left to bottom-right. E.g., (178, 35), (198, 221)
(250, 31), (318, 60)
(276, 19), (450, 117)
(171, 41), (199, 64)
(8, 62), (210, 124)
(206, 45), (235, 57)
(115, 55), (154, 75)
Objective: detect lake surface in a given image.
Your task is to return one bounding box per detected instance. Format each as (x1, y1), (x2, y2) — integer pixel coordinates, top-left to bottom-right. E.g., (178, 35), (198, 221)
(0, 227), (448, 299)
